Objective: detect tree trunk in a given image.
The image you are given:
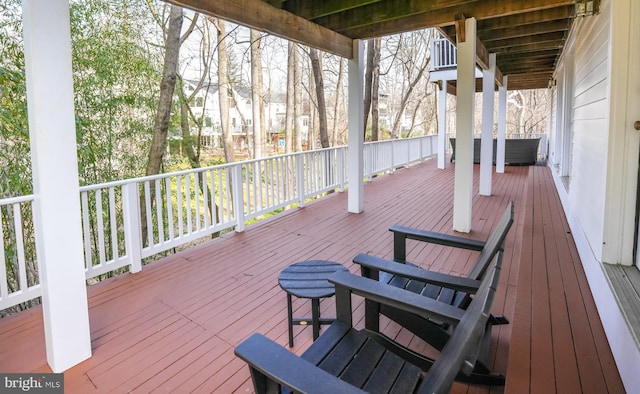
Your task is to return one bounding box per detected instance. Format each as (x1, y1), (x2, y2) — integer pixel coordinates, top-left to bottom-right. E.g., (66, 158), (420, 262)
(363, 39), (374, 139)
(250, 29), (264, 159)
(180, 99), (199, 167)
(370, 37), (381, 141)
(390, 63), (427, 139)
(309, 48), (329, 148)
(294, 46), (303, 151)
(214, 19), (234, 163)
(332, 58), (344, 146)
(145, 5), (183, 176)
(285, 42), (295, 154)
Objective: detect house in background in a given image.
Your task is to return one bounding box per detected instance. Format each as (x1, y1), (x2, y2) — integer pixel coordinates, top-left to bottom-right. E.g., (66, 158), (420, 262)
(184, 81), (310, 152)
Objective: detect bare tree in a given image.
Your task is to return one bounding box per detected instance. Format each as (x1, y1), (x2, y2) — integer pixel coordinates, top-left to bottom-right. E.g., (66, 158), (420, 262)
(145, 5), (183, 176)
(385, 31), (431, 139)
(332, 58), (345, 146)
(212, 18), (234, 163)
(309, 48), (329, 148)
(370, 38), (381, 141)
(284, 42), (295, 153)
(294, 45), (303, 151)
(364, 38), (381, 140)
(250, 29), (265, 158)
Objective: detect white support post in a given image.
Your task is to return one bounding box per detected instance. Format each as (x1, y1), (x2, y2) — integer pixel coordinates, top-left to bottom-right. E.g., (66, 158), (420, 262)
(123, 183), (142, 273)
(437, 80), (448, 169)
(22, 0), (91, 372)
(496, 76), (508, 173)
(479, 53), (496, 196)
(232, 165), (246, 231)
(348, 40), (365, 213)
(453, 18), (477, 233)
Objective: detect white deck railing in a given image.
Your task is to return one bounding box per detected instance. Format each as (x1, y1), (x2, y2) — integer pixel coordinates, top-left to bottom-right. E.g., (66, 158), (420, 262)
(0, 135), (436, 311)
(0, 195), (41, 311)
(431, 37), (457, 71)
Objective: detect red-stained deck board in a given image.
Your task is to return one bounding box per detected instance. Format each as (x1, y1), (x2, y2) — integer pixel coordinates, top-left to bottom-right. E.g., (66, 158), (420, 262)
(0, 161), (624, 393)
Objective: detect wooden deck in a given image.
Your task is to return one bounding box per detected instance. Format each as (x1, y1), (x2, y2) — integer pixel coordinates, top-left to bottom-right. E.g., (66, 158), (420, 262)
(0, 160), (624, 393)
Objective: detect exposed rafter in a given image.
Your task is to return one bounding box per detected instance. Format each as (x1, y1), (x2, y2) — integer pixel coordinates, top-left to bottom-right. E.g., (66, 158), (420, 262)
(165, 0), (354, 58)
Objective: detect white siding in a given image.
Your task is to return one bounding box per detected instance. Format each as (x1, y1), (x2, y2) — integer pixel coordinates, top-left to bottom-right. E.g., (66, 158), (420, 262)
(548, 88), (557, 162)
(566, 2), (611, 260)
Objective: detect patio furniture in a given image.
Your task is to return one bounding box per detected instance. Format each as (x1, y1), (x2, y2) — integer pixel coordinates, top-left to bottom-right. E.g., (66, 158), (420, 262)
(449, 138), (541, 165)
(235, 257), (503, 394)
(278, 260), (349, 347)
(353, 201), (514, 385)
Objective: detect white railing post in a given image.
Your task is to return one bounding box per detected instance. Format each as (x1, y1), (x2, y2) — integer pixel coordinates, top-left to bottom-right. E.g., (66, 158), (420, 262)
(391, 139), (396, 172)
(122, 183), (142, 274)
(406, 139), (411, 167)
(296, 154), (306, 206)
(337, 147), (346, 192)
(232, 164), (245, 232)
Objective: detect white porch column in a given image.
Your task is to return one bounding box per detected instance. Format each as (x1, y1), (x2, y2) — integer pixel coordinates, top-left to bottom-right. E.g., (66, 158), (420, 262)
(437, 80), (448, 169)
(22, 0), (92, 372)
(348, 40), (365, 213)
(496, 76), (508, 173)
(453, 18), (477, 233)
(479, 53), (496, 196)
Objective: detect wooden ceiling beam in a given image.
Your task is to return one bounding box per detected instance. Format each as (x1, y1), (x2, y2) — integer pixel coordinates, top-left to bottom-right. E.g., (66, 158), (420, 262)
(491, 41), (565, 55)
(165, 0), (354, 58)
(477, 5), (574, 31)
(500, 64), (556, 75)
(485, 32), (566, 49)
(497, 49), (560, 61)
(506, 73), (554, 89)
(338, 0), (574, 38)
(280, 0), (383, 20)
(440, 6), (574, 40)
(480, 20), (570, 42)
(312, 0), (474, 35)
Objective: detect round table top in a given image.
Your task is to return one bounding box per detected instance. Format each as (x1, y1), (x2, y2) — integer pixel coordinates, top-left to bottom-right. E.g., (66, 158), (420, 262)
(278, 260), (349, 299)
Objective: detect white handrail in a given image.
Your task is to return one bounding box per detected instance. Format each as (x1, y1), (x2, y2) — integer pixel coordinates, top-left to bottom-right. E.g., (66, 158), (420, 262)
(1, 135), (436, 312)
(0, 195), (42, 311)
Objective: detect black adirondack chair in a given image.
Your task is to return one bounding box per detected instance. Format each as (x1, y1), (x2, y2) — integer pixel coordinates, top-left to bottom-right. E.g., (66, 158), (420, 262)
(353, 201), (514, 385)
(235, 255), (503, 394)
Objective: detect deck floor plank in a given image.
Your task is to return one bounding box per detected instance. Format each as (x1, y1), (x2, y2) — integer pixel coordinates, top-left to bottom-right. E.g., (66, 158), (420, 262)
(0, 160), (624, 393)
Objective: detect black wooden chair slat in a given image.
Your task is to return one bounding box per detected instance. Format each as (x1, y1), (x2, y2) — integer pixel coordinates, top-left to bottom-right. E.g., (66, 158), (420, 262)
(361, 352), (413, 394)
(405, 278), (428, 294)
(388, 363), (424, 394)
(339, 339), (387, 387)
(300, 321), (350, 364)
(318, 329), (367, 376)
(420, 283), (444, 299)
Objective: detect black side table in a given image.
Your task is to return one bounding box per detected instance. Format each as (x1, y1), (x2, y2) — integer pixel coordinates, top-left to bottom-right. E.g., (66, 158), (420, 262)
(278, 260), (349, 347)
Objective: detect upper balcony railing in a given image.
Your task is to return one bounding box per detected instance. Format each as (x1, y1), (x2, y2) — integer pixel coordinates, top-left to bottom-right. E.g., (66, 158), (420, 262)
(431, 37), (457, 71)
(0, 135), (437, 312)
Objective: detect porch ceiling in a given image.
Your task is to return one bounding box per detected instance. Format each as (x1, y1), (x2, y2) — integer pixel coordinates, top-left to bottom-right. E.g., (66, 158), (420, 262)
(166, 0), (577, 90)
